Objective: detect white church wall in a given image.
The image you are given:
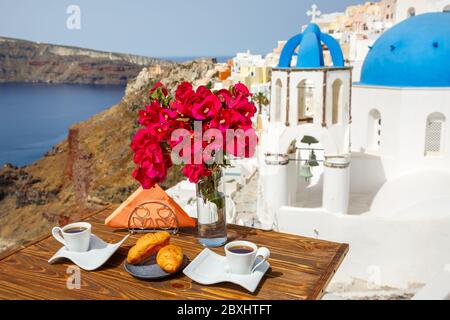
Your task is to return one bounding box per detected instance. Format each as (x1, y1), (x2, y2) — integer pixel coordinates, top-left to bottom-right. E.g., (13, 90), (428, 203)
(370, 169), (450, 218)
(354, 87), (450, 172)
(395, 0), (450, 24)
(288, 71), (325, 127)
(352, 85), (450, 185)
(395, 0), (430, 23)
(325, 70), (351, 154)
(322, 156), (351, 214)
(396, 88), (450, 174)
(270, 70), (288, 124)
(348, 37), (376, 82)
(276, 205), (450, 289)
(351, 85), (402, 164)
(350, 152), (387, 195)
(351, 61), (363, 83)
(277, 123), (320, 154)
(437, 0), (450, 12)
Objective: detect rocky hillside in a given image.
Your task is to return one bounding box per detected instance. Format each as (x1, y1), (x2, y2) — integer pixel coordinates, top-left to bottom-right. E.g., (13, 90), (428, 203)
(0, 58), (218, 254)
(0, 37), (174, 84)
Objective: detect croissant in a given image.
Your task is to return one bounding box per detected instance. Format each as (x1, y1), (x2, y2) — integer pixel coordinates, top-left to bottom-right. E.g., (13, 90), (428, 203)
(127, 231), (170, 265)
(156, 244), (183, 273)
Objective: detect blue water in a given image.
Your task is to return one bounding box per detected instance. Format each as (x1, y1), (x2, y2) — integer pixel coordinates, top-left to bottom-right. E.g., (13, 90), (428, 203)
(0, 83), (125, 167)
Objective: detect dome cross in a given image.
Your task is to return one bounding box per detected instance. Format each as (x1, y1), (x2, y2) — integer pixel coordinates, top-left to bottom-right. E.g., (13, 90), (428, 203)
(307, 4), (322, 23)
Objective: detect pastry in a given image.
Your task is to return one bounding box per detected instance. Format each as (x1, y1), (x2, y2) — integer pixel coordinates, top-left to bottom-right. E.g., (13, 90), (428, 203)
(156, 244), (183, 273)
(127, 231), (170, 264)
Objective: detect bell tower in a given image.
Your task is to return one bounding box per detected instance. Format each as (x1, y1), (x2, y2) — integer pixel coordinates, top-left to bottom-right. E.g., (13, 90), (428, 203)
(262, 22), (352, 226)
(269, 23), (351, 154)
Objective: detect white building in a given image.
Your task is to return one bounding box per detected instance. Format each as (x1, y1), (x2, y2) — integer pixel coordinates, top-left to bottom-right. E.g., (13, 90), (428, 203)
(308, 1), (450, 82)
(231, 50), (266, 76)
(225, 50), (272, 95)
(259, 12), (450, 290)
(259, 22), (352, 226)
(395, 0), (450, 23)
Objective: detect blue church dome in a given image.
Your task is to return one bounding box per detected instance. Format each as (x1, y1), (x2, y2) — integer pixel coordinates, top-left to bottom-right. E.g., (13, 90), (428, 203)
(360, 12), (450, 87)
(278, 23), (344, 68)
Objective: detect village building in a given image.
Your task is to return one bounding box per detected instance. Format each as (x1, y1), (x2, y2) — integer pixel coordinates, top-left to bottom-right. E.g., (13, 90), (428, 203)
(258, 12), (450, 290)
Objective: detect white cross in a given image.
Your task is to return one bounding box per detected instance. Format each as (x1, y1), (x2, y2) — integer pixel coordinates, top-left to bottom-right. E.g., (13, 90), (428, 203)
(307, 4), (322, 23)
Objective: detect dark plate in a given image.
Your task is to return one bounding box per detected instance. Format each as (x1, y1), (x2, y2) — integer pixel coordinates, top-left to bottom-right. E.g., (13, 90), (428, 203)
(124, 254), (189, 280)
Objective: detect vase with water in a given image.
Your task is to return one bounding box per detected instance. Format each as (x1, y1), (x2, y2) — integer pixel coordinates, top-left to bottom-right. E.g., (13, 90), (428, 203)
(196, 168), (227, 247)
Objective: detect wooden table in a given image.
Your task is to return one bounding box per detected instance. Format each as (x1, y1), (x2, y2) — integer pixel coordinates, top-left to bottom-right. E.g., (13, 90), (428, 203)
(0, 207), (348, 300)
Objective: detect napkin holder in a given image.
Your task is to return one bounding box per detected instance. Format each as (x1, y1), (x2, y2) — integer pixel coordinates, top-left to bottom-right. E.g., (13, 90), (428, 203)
(127, 200), (179, 234)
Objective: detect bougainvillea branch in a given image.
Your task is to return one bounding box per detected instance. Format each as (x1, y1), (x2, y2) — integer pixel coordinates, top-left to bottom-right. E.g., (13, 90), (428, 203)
(131, 81), (258, 188)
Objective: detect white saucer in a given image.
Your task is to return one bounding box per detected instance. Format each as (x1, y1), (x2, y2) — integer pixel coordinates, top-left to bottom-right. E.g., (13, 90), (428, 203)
(183, 248), (270, 293)
(48, 234), (129, 271)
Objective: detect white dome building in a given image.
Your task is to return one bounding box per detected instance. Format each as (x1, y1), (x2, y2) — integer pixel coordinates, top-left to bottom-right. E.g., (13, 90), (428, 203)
(264, 12), (450, 290)
(257, 22), (353, 230)
(352, 12), (450, 219)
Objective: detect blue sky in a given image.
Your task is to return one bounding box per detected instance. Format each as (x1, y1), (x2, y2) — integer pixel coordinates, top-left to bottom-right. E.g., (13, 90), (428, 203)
(0, 0), (363, 57)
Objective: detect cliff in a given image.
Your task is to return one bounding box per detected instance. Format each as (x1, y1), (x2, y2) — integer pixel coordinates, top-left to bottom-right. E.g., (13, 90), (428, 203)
(0, 37), (174, 84)
(0, 58), (218, 253)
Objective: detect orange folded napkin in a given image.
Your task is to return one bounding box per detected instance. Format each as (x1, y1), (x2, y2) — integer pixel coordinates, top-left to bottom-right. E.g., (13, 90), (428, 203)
(105, 185), (196, 229)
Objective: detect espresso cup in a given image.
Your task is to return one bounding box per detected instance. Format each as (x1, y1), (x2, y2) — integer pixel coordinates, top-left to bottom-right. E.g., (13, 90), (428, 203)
(224, 240), (270, 275)
(51, 222), (91, 252)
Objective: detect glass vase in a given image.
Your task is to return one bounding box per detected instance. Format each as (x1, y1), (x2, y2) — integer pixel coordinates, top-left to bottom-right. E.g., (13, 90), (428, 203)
(196, 168), (227, 247)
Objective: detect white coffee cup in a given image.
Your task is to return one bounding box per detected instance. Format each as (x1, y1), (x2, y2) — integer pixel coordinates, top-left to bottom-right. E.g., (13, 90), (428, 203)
(224, 240), (270, 275)
(51, 222), (91, 252)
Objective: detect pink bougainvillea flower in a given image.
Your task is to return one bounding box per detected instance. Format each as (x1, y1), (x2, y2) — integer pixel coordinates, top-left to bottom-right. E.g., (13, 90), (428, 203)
(191, 94), (221, 120)
(132, 159), (169, 189)
(231, 82), (251, 98)
(149, 120), (176, 142)
(230, 94), (257, 119)
(130, 128), (157, 152)
(196, 85), (212, 99)
(175, 81), (194, 103)
(131, 80), (257, 190)
(138, 101), (163, 126)
(202, 128), (224, 162)
(169, 128), (203, 164)
(182, 164), (211, 183)
(159, 108), (178, 122)
(130, 129), (164, 163)
(150, 81), (168, 96)
(216, 89), (232, 105)
(170, 100), (191, 117)
(210, 109), (242, 132)
(225, 128), (258, 158)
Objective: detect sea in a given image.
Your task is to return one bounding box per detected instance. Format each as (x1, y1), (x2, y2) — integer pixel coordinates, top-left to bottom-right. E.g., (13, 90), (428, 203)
(163, 55), (232, 63)
(0, 55), (233, 167)
(0, 83), (125, 167)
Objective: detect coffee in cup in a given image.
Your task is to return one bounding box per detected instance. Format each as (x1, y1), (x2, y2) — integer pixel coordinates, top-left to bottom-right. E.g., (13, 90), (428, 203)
(225, 240), (270, 275)
(52, 222), (91, 252)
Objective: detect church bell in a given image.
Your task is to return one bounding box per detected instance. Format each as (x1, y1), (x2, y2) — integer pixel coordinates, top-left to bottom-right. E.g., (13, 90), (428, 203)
(299, 163), (313, 181)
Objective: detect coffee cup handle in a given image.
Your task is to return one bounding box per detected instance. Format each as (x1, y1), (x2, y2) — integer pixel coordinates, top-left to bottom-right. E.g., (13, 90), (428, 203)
(251, 247), (270, 273)
(52, 227), (66, 246)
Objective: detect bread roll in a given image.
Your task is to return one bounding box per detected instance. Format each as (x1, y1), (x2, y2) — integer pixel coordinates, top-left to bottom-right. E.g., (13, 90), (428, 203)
(156, 244), (183, 273)
(127, 231), (170, 264)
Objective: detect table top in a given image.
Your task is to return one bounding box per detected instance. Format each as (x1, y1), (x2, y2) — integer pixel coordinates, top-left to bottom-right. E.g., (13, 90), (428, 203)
(0, 207), (348, 300)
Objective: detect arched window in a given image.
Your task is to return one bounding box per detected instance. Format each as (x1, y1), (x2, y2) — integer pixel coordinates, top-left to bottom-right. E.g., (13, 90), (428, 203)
(367, 109), (381, 151)
(297, 79), (314, 124)
(332, 79), (343, 125)
(425, 112), (446, 156)
(274, 79), (282, 122)
(407, 7), (416, 18)
(443, 5), (450, 12)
